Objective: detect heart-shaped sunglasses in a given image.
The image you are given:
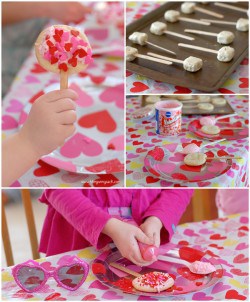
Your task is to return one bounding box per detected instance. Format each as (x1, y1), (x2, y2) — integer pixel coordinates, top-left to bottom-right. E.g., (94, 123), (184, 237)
(12, 256), (89, 292)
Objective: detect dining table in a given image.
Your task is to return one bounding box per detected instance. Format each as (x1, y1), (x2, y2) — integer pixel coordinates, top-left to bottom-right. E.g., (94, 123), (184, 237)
(126, 95), (249, 187)
(2, 2), (124, 188)
(1, 212), (248, 301)
(126, 1), (249, 95)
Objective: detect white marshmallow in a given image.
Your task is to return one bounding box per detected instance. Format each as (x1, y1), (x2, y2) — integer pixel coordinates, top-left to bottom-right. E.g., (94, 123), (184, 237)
(217, 31), (235, 45)
(164, 10), (180, 23)
(150, 22), (167, 35)
(198, 96), (211, 102)
(198, 103), (214, 111)
(211, 97), (227, 107)
(181, 2), (195, 14)
(145, 96), (162, 104)
(201, 125), (220, 135)
(217, 46), (235, 62)
(183, 56), (203, 72)
(236, 18), (249, 32)
(126, 46), (138, 61)
(129, 32), (148, 46)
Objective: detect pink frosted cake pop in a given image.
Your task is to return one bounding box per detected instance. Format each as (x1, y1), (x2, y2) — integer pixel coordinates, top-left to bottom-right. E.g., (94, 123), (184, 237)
(199, 116), (216, 126)
(182, 143), (201, 154)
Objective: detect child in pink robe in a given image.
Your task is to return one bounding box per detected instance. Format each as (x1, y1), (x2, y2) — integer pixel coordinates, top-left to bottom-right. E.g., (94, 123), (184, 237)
(39, 189), (193, 266)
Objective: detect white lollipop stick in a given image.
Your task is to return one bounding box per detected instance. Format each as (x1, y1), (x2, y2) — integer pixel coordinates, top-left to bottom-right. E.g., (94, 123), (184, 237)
(147, 41), (176, 55)
(126, 46), (173, 66)
(207, 156), (242, 160)
(202, 138), (226, 148)
(147, 52), (203, 72)
(178, 43), (235, 62)
(181, 2), (224, 19)
(163, 30), (194, 40)
(184, 29), (235, 45)
(216, 113), (237, 120)
(129, 32), (176, 55)
(214, 2), (248, 13)
(150, 22), (194, 41)
(179, 17), (211, 25)
(201, 18), (249, 32)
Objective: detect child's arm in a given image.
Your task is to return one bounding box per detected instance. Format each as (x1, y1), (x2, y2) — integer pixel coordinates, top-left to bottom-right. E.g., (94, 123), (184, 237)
(41, 189), (154, 266)
(2, 89), (77, 186)
(140, 189), (193, 245)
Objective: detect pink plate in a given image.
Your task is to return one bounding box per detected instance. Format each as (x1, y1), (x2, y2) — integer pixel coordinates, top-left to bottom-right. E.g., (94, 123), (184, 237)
(189, 119), (249, 141)
(92, 246), (223, 297)
(144, 146), (232, 183)
(18, 78), (124, 174)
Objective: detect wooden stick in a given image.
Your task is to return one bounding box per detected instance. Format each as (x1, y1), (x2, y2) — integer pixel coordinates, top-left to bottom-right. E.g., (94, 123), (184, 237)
(60, 71), (68, 90)
(164, 30), (195, 40)
(184, 29), (218, 37)
(202, 138), (226, 148)
(136, 54), (173, 65)
(178, 43), (218, 54)
(110, 262), (141, 277)
(179, 17), (211, 25)
(147, 52), (183, 64)
(207, 156), (243, 160)
(220, 127), (244, 130)
(195, 6), (224, 19)
(201, 19), (236, 25)
(146, 41), (176, 55)
(214, 2), (248, 13)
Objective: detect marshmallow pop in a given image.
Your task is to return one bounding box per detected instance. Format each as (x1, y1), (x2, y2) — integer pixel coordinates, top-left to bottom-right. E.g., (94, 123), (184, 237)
(35, 25), (92, 89)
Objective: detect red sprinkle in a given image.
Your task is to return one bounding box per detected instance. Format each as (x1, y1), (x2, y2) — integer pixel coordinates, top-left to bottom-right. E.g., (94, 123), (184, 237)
(64, 43), (73, 51)
(78, 49), (87, 58)
(55, 29), (63, 36)
(71, 30), (79, 37)
(51, 56), (58, 65)
(59, 63), (68, 72)
(49, 46), (57, 55)
(68, 57), (77, 67)
(46, 40), (54, 47)
(53, 34), (61, 43)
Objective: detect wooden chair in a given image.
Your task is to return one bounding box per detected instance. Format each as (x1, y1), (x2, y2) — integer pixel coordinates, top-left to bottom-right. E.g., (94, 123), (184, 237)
(179, 189), (218, 224)
(2, 189), (40, 266)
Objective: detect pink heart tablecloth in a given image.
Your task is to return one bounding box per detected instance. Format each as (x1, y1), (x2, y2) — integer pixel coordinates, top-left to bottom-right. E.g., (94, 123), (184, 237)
(2, 213), (248, 300)
(126, 95), (249, 187)
(2, 3), (124, 187)
(126, 2), (249, 95)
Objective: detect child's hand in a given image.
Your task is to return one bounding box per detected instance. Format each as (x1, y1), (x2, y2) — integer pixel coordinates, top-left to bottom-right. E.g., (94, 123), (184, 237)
(19, 89), (78, 157)
(140, 216), (163, 247)
(102, 218), (154, 266)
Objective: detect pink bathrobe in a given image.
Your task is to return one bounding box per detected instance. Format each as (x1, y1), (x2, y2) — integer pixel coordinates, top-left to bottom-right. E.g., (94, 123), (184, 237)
(39, 189), (193, 256)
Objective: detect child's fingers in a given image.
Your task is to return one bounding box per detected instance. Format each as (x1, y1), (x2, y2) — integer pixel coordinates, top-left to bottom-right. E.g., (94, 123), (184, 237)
(153, 232), (160, 248)
(58, 110), (77, 125)
(135, 229), (154, 246)
(53, 98), (76, 113)
(62, 124), (76, 137)
(44, 89), (78, 103)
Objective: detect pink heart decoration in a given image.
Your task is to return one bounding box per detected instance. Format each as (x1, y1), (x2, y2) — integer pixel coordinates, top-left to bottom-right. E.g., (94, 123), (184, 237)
(6, 100), (24, 113)
(192, 292), (213, 300)
(61, 172), (88, 183)
(199, 228), (214, 235)
(25, 75), (40, 84)
(211, 282), (231, 294)
(207, 162), (228, 173)
(154, 162), (176, 174)
(100, 83), (124, 109)
(102, 291), (123, 300)
(163, 143), (178, 153)
(89, 280), (109, 290)
(2, 115), (18, 130)
(169, 152), (185, 162)
(107, 135), (124, 151)
(69, 83), (93, 107)
(60, 133), (102, 158)
(236, 243), (249, 250)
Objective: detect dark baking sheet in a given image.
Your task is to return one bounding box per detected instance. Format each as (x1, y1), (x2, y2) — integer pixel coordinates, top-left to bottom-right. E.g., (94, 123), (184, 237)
(141, 95), (235, 115)
(126, 1), (249, 92)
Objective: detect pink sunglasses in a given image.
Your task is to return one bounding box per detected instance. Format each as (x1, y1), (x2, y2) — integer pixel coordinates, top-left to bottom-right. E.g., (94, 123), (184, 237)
(12, 256), (89, 292)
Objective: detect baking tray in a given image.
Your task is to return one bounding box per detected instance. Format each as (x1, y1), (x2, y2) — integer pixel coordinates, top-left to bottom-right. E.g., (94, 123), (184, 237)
(141, 95), (235, 115)
(126, 1), (249, 92)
